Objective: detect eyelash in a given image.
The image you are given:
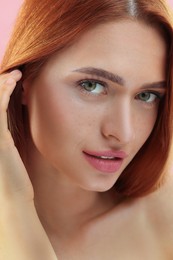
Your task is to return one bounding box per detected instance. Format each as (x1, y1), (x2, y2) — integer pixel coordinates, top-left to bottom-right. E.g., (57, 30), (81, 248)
(77, 78), (107, 96)
(135, 91), (162, 107)
(76, 78), (163, 105)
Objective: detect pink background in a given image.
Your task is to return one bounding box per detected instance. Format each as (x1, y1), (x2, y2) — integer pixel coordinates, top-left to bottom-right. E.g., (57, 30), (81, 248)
(0, 0), (23, 63)
(0, 0), (173, 63)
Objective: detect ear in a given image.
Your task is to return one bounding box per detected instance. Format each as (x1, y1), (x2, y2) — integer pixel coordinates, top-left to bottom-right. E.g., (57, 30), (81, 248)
(21, 80), (30, 105)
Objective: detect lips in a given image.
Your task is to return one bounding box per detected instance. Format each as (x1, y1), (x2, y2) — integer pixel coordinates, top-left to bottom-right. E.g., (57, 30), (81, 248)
(83, 150), (127, 173)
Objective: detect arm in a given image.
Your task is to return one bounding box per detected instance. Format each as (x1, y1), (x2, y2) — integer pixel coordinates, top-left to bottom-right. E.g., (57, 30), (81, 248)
(1, 201), (57, 260)
(0, 70), (57, 260)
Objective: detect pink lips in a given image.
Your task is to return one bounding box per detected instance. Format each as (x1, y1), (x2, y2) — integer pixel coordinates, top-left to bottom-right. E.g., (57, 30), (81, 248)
(83, 150), (127, 174)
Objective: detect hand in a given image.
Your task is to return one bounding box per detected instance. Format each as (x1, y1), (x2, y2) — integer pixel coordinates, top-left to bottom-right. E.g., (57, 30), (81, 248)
(0, 70), (34, 204)
(0, 70), (57, 259)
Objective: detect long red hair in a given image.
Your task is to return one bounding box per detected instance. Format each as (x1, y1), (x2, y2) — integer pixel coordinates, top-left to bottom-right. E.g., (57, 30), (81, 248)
(0, 0), (173, 197)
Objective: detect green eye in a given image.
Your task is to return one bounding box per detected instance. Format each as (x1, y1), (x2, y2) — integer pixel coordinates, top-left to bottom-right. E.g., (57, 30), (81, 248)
(137, 92), (158, 103)
(80, 80), (105, 94)
(81, 81), (97, 91)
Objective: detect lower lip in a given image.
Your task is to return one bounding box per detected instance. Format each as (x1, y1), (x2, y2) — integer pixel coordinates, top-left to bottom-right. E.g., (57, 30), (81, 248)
(83, 152), (124, 174)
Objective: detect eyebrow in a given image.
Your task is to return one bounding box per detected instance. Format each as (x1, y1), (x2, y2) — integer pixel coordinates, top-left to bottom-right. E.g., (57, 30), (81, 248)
(73, 67), (166, 89)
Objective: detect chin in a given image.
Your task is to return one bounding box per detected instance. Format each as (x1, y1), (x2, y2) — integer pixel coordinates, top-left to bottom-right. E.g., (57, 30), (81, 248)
(83, 182), (115, 193)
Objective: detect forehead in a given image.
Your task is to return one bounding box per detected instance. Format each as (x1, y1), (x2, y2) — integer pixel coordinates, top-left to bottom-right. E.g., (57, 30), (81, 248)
(44, 20), (166, 84)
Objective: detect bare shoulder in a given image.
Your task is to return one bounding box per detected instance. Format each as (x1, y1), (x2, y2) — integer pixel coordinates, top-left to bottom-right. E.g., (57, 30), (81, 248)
(143, 169), (173, 256)
(147, 168), (173, 218)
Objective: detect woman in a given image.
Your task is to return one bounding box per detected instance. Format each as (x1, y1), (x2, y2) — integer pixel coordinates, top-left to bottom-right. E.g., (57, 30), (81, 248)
(0, 0), (173, 259)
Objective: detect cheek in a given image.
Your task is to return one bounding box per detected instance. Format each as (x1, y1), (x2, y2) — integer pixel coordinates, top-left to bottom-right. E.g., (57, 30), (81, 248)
(134, 109), (158, 148)
(27, 86), (94, 150)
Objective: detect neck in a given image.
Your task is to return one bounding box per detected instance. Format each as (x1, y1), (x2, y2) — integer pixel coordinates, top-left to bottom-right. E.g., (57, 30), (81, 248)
(25, 140), (121, 239)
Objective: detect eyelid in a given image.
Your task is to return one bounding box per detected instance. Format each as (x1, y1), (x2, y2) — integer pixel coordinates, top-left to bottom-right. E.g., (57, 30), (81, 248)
(75, 77), (166, 100)
(138, 90), (165, 99)
(77, 78), (108, 88)
(76, 78), (108, 96)
(135, 90), (165, 108)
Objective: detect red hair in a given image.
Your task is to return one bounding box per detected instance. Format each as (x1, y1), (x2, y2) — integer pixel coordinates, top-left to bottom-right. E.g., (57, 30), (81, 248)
(0, 0), (173, 197)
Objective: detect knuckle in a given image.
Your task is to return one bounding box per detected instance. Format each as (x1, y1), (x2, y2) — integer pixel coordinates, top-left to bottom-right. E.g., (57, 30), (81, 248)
(0, 70), (21, 87)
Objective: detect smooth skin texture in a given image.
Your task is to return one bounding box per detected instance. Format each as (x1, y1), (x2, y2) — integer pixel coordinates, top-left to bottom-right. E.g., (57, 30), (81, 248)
(0, 20), (172, 259)
(0, 71), (57, 259)
(22, 20), (173, 259)
(23, 20), (166, 195)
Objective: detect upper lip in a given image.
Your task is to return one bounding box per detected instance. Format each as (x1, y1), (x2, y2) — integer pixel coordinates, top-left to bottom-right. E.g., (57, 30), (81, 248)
(83, 150), (128, 159)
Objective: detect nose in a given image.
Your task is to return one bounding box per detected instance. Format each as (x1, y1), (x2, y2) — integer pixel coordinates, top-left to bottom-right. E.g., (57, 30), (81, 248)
(101, 101), (135, 145)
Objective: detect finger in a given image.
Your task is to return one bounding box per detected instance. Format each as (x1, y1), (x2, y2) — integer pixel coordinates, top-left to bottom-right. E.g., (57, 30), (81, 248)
(0, 71), (22, 136)
(9, 70), (22, 81)
(0, 70), (22, 86)
(0, 79), (16, 136)
(0, 70), (22, 97)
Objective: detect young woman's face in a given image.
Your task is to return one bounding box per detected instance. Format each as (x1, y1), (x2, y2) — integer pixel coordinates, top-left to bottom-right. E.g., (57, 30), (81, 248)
(24, 20), (166, 192)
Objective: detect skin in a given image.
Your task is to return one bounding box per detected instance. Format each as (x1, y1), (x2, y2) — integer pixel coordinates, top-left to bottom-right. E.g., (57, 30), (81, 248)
(0, 71), (57, 260)
(19, 21), (172, 259)
(23, 20), (166, 188)
(19, 20), (172, 259)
